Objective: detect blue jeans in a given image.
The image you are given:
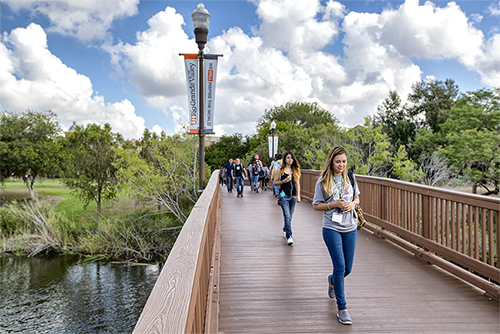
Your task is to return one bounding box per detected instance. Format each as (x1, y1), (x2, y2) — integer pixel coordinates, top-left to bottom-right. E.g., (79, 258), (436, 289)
(279, 195), (296, 239)
(273, 185), (279, 196)
(323, 228), (357, 311)
(250, 174), (259, 190)
(226, 176), (233, 192)
(235, 176), (244, 195)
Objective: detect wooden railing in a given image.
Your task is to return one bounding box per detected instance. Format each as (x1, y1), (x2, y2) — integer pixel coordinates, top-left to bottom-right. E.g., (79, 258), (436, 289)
(300, 170), (500, 300)
(133, 171), (222, 334)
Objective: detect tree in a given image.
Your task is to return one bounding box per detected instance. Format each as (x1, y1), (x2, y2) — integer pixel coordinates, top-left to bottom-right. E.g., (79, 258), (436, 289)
(61, 123), (122, 224)
(115, 130), (199, 225)
(205, 133), (250, 171)
(438, 90), (500, 195)
(408, 78), (459, 132)
(300, 123), (344, 170)
(391, 146), (424, 182)
(373, 91), (417, 154)
(257, 101), (338, 129)
(0, 110), (62, 200)
(419, 151), (454, 187)
(343, 119), (392, 176)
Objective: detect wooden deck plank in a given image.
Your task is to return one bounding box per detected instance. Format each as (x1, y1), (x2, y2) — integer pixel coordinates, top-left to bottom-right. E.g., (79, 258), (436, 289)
(219, 188), (499, 333)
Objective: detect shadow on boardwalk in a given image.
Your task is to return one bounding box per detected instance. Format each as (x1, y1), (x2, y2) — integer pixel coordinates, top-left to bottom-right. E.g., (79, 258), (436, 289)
(219, 187), (499, 333)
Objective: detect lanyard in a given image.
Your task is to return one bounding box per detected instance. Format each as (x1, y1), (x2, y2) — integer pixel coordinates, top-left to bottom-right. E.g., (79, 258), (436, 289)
(334, 177), (345, 200)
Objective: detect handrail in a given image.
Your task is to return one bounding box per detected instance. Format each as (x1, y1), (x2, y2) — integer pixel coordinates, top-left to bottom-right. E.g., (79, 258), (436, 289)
(300, 170), (500, 300)
(133, 170), (221, 334)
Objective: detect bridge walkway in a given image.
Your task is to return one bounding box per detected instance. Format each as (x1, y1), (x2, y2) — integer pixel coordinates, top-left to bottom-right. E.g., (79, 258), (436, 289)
(218, 188), (499, 333)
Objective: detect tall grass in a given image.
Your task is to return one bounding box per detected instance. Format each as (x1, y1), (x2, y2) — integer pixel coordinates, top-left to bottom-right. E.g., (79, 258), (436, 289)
(1, 200), (180, 262)
(0, 200), (77, 256)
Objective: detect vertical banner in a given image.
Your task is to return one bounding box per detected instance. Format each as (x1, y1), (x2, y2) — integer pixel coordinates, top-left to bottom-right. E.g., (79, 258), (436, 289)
(183, 54), (199, 134)
(268, 135), (278, 158)
(204, 55), (219, 135)
(268, 135), (273, 158)
(274, 135), (279, 157)
(184, 54), (220, 135)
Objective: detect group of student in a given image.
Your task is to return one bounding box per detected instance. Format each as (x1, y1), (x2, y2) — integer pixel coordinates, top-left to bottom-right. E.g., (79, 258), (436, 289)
(221, 156), (271, 197)
(220, 147), (361, 325)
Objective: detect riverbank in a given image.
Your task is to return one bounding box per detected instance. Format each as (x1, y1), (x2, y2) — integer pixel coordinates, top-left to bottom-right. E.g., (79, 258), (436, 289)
(0, 180), (181, 262)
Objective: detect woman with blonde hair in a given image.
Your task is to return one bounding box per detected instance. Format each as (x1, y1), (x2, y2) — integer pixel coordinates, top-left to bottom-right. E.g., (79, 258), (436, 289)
(273, 151), (301, 245)
(312, 146), (360, 325)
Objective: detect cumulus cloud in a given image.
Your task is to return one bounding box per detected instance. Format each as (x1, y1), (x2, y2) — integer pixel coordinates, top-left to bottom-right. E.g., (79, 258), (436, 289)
(4, 0), (139, 41)
(256, 0), (343, 53)
(3, 0), (499, 139)
(378, 0), (484, 66)
(0, 23), (145, 139)
(104, 7), (196, 101)
(104, 0), (500, 135)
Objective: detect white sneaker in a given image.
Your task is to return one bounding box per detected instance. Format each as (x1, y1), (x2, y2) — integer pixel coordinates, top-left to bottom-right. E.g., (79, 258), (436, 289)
(287, 237), (294, 245)
(283, 231), (287, 238)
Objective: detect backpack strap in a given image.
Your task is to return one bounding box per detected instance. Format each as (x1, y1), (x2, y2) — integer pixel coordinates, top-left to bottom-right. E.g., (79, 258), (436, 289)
(347, 171), (356, 188)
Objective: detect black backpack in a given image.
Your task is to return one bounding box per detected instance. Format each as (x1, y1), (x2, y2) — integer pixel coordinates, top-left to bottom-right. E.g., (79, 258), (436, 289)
(252, 164), (260, 176)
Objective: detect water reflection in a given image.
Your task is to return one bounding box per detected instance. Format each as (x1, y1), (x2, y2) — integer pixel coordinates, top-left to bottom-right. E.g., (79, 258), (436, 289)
(0, 256), (161, 333)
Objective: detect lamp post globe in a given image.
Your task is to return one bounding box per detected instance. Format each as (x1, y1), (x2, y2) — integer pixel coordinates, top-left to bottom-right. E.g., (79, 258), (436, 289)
(192, 2), (210, 51)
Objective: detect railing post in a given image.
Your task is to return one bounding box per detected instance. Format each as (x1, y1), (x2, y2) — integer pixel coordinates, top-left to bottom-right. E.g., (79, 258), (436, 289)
(422, 195), (430, 251)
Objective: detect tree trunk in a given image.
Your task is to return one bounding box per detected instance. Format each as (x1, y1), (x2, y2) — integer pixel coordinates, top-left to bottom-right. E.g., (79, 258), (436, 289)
(23, 175), (36, 201)
(97, 194), (101, 225)
(472, 183), (477, 194)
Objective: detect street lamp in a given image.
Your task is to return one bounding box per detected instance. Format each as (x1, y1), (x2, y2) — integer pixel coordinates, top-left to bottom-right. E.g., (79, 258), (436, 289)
(270, 120), (276, 160)
(192, 2), (210, 191)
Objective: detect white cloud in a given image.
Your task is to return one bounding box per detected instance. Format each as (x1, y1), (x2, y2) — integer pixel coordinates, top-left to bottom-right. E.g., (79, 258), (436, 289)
(5, 0), (139, 41)
(104, 7), (196, 102)
(475, 34), (500, 86)
(488, 1), (500, 16)
(151, 124), (163, 136)
(378, 0), (484, 67)
(5, 0), (498, 140)
(105, 0), (500, 136)
(0, 23), (145, 139)
(256, 0), (343, 53)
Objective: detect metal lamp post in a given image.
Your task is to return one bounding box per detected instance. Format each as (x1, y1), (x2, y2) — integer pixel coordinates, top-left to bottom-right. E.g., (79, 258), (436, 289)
(192, 2), (210, 191)
(270, 120), (276, 160)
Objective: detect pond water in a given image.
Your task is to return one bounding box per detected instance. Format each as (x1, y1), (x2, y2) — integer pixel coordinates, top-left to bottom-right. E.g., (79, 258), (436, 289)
(0, 256), (161, 334)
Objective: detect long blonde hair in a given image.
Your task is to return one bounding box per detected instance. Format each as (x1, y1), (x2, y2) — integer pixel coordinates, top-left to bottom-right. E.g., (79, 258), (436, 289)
(281, 151), (301, 181)
(320, 147), (350, 196)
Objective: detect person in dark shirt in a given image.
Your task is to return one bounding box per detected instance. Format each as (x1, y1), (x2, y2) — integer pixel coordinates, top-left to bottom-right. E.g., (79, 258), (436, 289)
(273, 151), (301, 245)
(224, 158), (235, 193)
(231, 158), (247, 197)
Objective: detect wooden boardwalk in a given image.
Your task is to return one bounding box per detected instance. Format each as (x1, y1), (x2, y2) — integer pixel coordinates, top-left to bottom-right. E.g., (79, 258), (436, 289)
(218, 188), (499, 333)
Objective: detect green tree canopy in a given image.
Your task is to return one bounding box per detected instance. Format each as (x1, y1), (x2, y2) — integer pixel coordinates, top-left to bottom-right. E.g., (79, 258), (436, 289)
(257, 101), (338, 129)
(61, 123), (122, 224)
(438, 89), (500, 195)
(408, 78), (459, 132)
(373, 90), (417, 154)
(205, 133), (251, 171)
(0, 110), (62, 200)
(115, 130), (199, 225)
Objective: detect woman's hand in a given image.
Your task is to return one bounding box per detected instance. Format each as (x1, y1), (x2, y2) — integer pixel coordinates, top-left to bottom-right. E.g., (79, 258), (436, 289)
(297, 195), (301, 203)
(341, 200), (355, 213)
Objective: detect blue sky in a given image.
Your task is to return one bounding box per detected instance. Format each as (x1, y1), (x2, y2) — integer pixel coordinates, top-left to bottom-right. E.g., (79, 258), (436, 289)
(1, 0), (499, 139)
